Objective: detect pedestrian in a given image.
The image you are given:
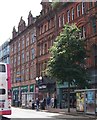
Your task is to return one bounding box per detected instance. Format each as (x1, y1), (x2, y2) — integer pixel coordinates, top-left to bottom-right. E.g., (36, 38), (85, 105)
(36, 98), (39, 111)
(43, 98), (46, 110)
(54, 96), (57, 108)
(29, 100), (32, 109)
(32, 99), (35, 109)
(46, 96), (51, 109)
(51, 97), (54, 108)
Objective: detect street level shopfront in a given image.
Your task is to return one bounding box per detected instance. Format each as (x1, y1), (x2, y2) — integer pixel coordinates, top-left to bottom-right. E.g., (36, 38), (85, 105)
(57, 82), (76, 108)
(12, 84), (34, 107)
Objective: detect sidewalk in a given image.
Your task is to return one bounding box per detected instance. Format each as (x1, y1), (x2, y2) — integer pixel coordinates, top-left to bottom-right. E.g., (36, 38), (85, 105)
(43, 107), (97, 119)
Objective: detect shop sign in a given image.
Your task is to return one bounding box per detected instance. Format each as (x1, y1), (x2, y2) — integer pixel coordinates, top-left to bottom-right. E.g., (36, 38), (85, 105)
(21, 86), (28, 92)
(39, 85), (47, 90)
(30, 84), (34, 92)
(12, 87), (19, 91)
(16, 77), (21, 81)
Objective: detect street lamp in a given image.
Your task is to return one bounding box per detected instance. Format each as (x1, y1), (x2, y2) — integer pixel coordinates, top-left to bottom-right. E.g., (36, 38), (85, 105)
(36, 76), (42, 81)
(35, 76), (43, 85)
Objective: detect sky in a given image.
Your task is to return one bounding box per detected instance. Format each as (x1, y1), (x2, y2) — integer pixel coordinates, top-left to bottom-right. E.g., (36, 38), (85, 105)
(0, 0), (42, 46)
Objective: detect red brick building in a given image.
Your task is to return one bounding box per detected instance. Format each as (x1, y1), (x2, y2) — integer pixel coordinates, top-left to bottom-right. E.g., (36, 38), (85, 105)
(36, 2), (57, 97)
(10, 1), (97, 107)
(36, 2), (97, 106)
(10, 11), (37, 104)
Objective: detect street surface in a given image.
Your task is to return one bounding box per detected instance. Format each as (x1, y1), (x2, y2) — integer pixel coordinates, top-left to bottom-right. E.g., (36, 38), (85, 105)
(2, 107), (96, 120)
(3, 107), (60, 118)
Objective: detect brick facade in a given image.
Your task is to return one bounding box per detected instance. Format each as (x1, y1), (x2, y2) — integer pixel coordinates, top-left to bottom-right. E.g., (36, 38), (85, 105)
(36, 2), (97, 88)
(9, 2), (97, 103)
(10, 12), (37, 102)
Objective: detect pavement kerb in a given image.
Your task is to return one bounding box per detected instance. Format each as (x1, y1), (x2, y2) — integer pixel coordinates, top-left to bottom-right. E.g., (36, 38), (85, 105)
(45, 108), (96, 119)
(64, 112), (96, 118)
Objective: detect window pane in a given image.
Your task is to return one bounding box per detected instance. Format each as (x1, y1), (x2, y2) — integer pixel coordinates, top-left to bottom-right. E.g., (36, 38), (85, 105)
(0, 89), (6, 95)
(0, 64), (6, 72)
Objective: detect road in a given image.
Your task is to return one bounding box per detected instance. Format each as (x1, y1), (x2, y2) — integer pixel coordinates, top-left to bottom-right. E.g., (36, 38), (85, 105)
(2, 107), (96, 120)
(3, 107), (60, 118)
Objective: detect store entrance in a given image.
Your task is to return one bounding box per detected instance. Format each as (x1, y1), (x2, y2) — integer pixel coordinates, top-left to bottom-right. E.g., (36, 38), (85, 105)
(59, 88), (76, 108)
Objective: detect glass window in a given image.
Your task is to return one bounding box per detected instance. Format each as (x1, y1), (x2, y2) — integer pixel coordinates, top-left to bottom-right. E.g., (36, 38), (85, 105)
(17, 54), (20, 65)
(67, 10), (70, 22)
(80, 26), (86, 38)
(18, 41), (20, 51)
(77, 4), (81, 17)
(82, 2), (85, 14)
(0, 89), (6, 95)
(58, 16), (61, 27)
(26, 51), (29, 62)
(0, 64), (6, 72)
(26, 37), (29, 47)
(32, 33), (36, 43)
(22, 38), (25, 49)
(89, 2), (93, 8)
(62, 14), (65, 25)
(32, 48), (35, 59)
(92, 18), (96, 34)
(71, 8), (74, 20)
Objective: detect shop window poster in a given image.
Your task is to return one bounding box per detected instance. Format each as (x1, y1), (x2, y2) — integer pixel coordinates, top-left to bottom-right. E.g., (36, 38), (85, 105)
(76, 92), (85, 112)
(95, 91), (97, 112)
(86, 91), (95, 114)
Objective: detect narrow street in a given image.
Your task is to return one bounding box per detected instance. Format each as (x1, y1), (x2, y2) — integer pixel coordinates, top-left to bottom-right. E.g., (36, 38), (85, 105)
(2, 107), (96, 120)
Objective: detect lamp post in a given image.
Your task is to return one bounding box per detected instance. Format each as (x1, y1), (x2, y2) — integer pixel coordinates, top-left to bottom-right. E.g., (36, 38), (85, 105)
(36, 76), (42, 84)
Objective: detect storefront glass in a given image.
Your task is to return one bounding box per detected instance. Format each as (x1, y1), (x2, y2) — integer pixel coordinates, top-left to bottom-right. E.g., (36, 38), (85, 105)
(12, 87), (19, 106)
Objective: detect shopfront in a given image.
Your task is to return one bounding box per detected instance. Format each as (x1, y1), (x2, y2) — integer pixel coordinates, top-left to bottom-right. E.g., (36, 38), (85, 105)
(57, 82), (76, 108)
(12, 87), (19, 106)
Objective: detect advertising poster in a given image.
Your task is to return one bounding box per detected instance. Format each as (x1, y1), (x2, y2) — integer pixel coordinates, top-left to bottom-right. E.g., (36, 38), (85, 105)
(95, 91), (97, 113)
(86, 91), (95, 114)
(76, 92), (85, 112)
(96, 91), (97, 112)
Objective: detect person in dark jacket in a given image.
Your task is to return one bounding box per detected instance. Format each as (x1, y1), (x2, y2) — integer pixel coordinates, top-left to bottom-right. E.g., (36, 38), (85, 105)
(54, 96), (57, 108)
(36, 98), (39, 111)
(46, 96), (51, 109)
(43, 98), (46, 110)
(32, 99), (35, 109)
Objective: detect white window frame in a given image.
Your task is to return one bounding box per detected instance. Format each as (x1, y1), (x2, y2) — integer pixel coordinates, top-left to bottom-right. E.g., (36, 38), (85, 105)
(71, 8), (74, 20)
(67, 10), (70, 23)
